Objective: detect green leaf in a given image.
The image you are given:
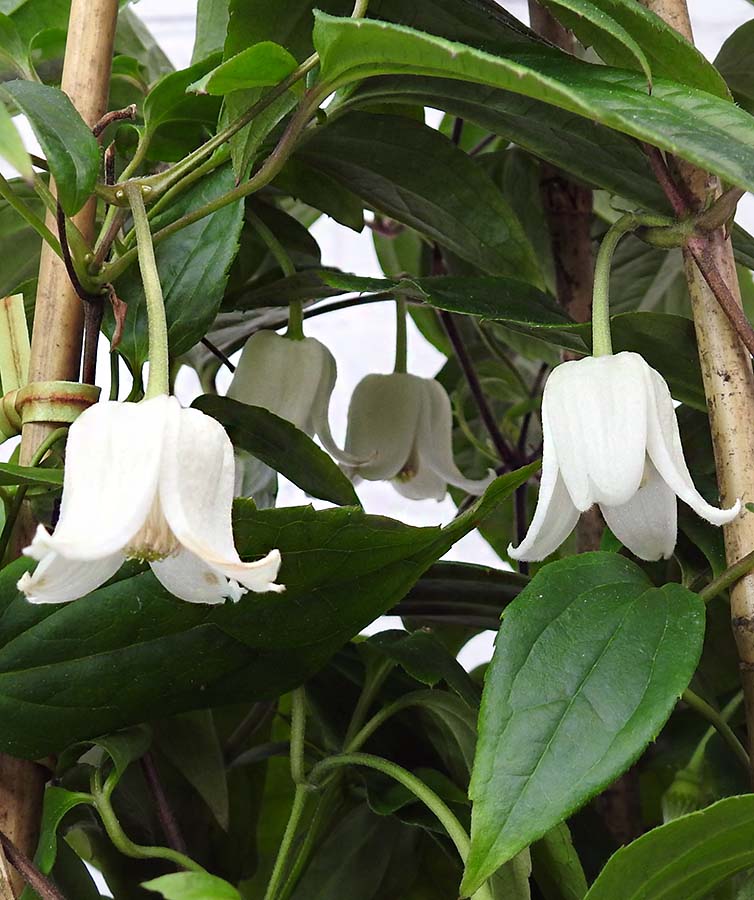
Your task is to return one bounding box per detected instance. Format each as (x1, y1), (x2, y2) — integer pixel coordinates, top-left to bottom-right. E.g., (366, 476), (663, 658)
(0, 80), (98, 214)
(352, 75), (670, 213)
(531, 823), (588, 900)
(298, 113), (542, 283)
(273, 158), (365, 231)
(115, 6), (174, 82)
(26, 787), (93, 878)
(192, 0), (230, 64)
(715, 20), (754, 115)
(143, 54), (222, 140)
(367, 629), (480, 707)
(109, 165), (244, 368)
(537, 0), (652, 87)
(143, 872), (241, 900)
(0, 466), (535, 759)
(192, 394), (359, 507)
(153, 711), (229, 830)
(0, 13), (33, 80)
(537, 0), (728, 97)
(463, 552), (706, 895)
(0, 463), (62, 487)
(314, 13), (754, 196)
(187, 41), (298, 95)
(584, 795), (754, 900)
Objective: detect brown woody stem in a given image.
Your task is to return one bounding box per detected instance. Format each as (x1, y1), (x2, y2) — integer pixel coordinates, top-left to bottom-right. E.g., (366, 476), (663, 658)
(640, 0), (754, 785)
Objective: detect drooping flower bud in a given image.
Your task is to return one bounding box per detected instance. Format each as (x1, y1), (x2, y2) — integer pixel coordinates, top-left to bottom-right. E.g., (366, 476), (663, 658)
(343, 372), (493, 501)
(228, 331), (359, 463)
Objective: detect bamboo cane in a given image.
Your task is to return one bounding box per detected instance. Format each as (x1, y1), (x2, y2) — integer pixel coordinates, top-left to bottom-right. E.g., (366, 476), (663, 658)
(640, 0), (754, 784)
(1, 0), (118, 894)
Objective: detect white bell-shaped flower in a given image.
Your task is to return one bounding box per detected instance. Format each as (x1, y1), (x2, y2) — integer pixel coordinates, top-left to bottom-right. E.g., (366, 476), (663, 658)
(343, 373), (494, 501)
(18, 395), (283, 604)
(509, 351), (740, 562)
(228, 331), (360, 463)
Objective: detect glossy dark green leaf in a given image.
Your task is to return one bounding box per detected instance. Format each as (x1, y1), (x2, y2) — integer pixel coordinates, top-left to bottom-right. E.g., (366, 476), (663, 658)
(538, 0), (727, 97)
(531, 823), (588, 900)
(143, 54), (222, 140)
(463, 552), (705, 895)
(1, 80), (98, 214)
(273, 158), (365, 231)
(298, 113), (542, 283)
(351, 76), (670, 213)
(289, 804), (421, 900)
(0, 463), (62, 487)
(115, 7), (174, 82)
(192, 394), (359, 507)
(0, 179), (42, 298)
(715, 20), (754, 115)
(187, 41), (298, 95)
(367, 630), (479, 707)
(109, 165), (244, 368)
(0, 13), (33, 80)
(314, 14), (754, 195)
(153, 711), (229, 830)
(26, 787), (93, 878)
(143, 872), (241, 900)
(585, 796), (754, 900)
(0, 467), (535, 759)
(192, 0), (230, 64)
(536, 0), (652, 86)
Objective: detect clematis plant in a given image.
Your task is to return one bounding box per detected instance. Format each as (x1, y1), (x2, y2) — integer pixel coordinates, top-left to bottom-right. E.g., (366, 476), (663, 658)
(510, 216), (740, 563)
(19, 183), (283, 605)
(228, 329), (361, 463)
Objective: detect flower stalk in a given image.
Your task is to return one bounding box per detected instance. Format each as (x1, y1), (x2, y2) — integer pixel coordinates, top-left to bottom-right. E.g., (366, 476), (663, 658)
(125, 182), (169, 399)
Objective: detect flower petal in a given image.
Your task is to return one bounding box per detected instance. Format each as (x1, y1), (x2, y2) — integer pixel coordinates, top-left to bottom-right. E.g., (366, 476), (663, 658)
(228, 331), (321, 432)
(544, 353), (647, 509)
(508, 415), (579, 561)
(416, 379), (494, 496)
(306, 340), (367, 465)
(160, 403), (284, 594)
(644, 364), (741, 525)
(392, 462), (447, 501)
(600, 459), (677, 561)
(31, 396), (168, 560)
(18, 546), (125, 604)
(151, 548), (242, 604)
(343, 374), (424, 481)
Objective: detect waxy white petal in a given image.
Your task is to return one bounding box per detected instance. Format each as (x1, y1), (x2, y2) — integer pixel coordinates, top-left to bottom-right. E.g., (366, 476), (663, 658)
(150, 548), (241, 604)
(39, 397), (168, 560)
(600, 459), (677, 561)
(18, 548), (125, 604)
(392, 460), (447, 501)
(417, 379), (494, 497)
(160, 402), (283, 594)
(509, 411), (579, 561)
(545, 353), (647, 509)
(307, 340), (366, 465)
(344, 374), (424, 481)
(643, 364), (740, 526)
(228, 331), (321, 431)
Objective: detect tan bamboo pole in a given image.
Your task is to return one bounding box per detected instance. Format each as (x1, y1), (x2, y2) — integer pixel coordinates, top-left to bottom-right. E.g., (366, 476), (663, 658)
(640, 0), (754, 783)
(1, 0), (118, 894)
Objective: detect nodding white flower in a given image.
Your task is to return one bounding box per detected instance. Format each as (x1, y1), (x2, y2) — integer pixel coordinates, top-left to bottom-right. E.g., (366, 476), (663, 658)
(343, 373), (494, 501)
(228, 331), (361, 463)
(509, 351), (740, 562)
(18, 395), (283, 605)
